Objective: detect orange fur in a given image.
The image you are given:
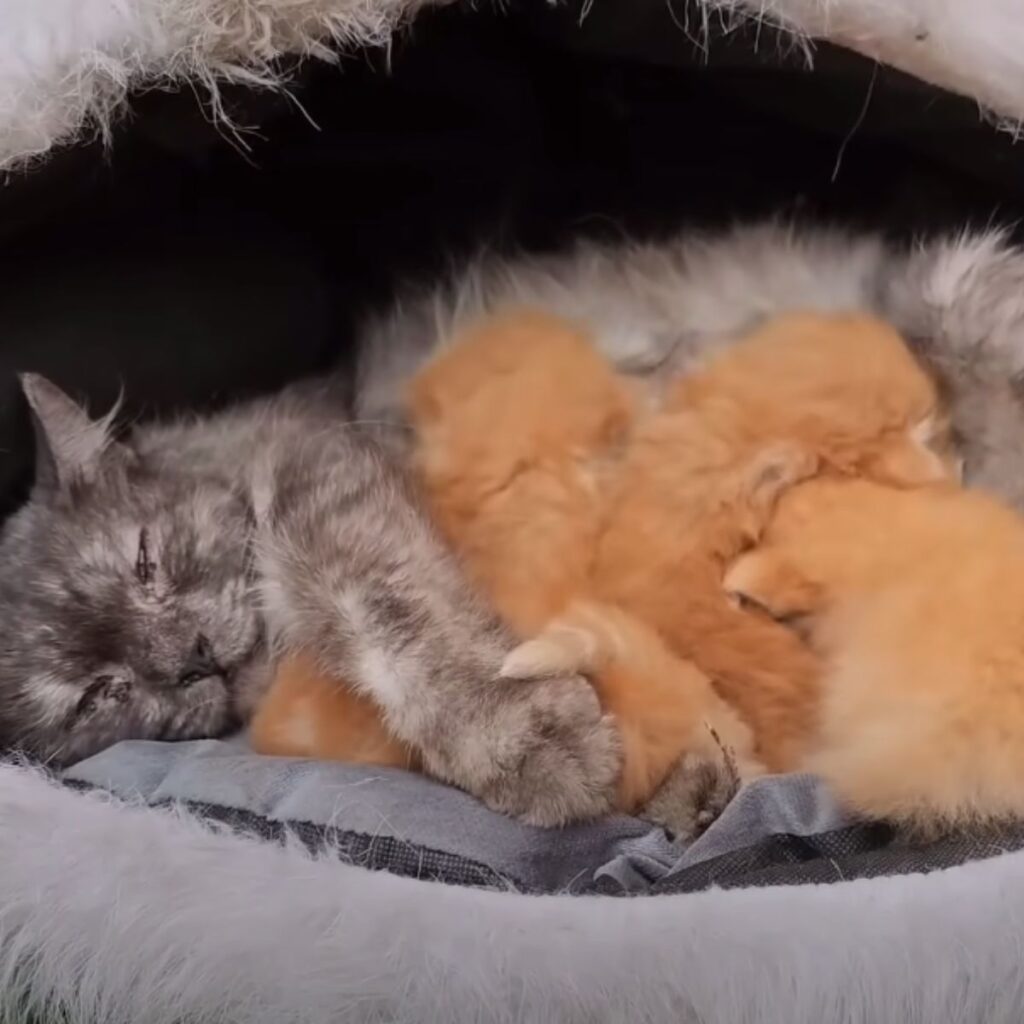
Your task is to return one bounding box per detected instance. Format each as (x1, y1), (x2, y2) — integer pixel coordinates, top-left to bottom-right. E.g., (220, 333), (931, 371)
(251, 309), (955, 822)
(406, 309), (636, 635)
(579, 311), (951, 773)
(250, 653), (417, 769)
(501, 598), (760, 808)
(725, 476), (1024, 829)
(403, 312), (752, 811)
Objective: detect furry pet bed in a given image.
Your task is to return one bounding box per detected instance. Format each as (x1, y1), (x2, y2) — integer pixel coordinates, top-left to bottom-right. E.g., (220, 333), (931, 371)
(5, 2), (1024, 1023)
(3, 0), (1024, 171)
(6, 752), (1024, 1023)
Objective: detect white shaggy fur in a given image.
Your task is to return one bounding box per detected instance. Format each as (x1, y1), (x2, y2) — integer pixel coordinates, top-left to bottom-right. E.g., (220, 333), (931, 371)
(2, 0), (1024, 169)
(2, 761), (1024, 1023)
(0, 0), (442, 170)
(722, 0), (1024, 132)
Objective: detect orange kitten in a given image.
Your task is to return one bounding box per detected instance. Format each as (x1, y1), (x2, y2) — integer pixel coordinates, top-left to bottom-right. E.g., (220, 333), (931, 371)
(725, 475), (1024, 830)
(513, 312), (954, 776)
(405, 308), (635, 636)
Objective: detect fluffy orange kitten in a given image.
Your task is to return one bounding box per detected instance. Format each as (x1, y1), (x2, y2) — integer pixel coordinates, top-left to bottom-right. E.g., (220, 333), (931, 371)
(509, 310), (954, 777)
(725, 475), (1024, 830)
(404, 308), (636, 635)
(252, 309), (954, 829)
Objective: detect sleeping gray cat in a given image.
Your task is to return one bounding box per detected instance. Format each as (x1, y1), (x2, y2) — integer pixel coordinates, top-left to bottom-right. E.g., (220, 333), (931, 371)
(6, 218), (1024, 830)
(0, 374), (620, 825)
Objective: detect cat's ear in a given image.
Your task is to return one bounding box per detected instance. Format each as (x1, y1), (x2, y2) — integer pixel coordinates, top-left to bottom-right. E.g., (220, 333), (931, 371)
(20, 374), (125, 493)
(742, 443), (819, 513)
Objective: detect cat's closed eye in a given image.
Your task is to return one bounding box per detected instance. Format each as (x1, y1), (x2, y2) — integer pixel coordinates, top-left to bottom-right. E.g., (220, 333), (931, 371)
(75, 680), (105, 718)
(76, 673), (132, 718)
(135, 528), (156, 585)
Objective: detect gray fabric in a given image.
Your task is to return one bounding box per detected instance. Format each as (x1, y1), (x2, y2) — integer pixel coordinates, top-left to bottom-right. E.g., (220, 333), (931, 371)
(672, 772), (852, 870)
(65, 739), (851, 892)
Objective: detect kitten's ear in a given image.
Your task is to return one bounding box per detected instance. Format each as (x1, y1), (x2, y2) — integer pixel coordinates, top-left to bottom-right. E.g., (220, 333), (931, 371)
(20, 374), (124, 492)
(743, 443), (819, 513)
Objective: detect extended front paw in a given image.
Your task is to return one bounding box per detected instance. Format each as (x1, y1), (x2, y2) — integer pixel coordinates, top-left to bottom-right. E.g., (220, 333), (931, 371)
(473, 673), (622, 827)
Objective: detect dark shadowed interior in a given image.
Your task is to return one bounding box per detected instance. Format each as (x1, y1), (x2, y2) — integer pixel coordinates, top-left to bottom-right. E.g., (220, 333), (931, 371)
(1, 0), (1021, 519)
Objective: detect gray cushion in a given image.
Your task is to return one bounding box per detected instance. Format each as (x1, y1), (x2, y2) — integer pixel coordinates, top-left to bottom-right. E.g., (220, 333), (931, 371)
(64, 738), (852, 893)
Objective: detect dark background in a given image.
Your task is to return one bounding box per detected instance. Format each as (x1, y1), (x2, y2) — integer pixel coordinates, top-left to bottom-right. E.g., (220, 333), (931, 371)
(0, 0), (1022, 516)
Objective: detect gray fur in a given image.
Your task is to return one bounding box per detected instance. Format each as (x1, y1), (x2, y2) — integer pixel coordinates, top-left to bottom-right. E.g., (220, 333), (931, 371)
(355, 223), (888, 421)
(642, 749), (741, 843)
(251, 418), (619, 825)
(883, 228), (1024, 509)
(356, 221), (1024, 510)
(0, 375), (261, 765)
(0, 374), (618, 825)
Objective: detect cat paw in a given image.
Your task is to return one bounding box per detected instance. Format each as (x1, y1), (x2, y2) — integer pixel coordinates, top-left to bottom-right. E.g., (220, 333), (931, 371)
(639, 746), (742, 842)
(474, 673), (622, 827)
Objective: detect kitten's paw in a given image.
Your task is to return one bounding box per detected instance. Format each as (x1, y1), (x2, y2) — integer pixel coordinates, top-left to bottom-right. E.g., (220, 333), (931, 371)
(640, 747), (742, 842)
(501, 600), (618, 681)
(477, 674), (621, 827)
(500, 627), (595, 681)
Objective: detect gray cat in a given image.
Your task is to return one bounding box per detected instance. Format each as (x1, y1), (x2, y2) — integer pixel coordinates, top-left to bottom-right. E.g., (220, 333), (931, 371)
(0, 374), (620, 826)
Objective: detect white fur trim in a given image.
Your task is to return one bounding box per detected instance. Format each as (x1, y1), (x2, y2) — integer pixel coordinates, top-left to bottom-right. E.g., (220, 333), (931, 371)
(1, 0), (1022, 171)
(727, 0), (1024, 131)
(0, 0), (442, 170)
(2, 762), (1024, 1023)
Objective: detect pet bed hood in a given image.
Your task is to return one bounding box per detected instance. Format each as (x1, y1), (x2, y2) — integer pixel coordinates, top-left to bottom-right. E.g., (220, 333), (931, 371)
(3, 0), (1024, 172)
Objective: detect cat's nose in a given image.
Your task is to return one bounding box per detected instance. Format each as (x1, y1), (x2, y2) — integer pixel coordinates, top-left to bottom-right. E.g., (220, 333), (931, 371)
(177, 633), (220, 687)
